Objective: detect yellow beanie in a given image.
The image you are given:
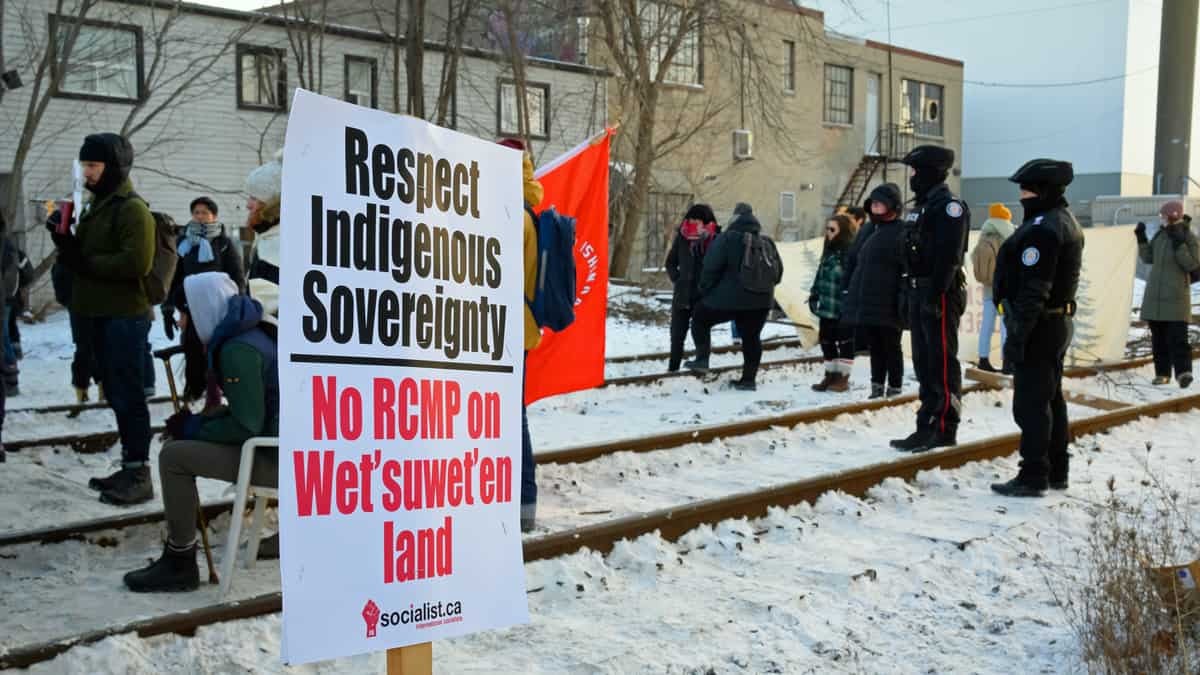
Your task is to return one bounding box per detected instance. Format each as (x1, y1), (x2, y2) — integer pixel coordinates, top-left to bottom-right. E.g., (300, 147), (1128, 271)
(989, 203), (1012, 220)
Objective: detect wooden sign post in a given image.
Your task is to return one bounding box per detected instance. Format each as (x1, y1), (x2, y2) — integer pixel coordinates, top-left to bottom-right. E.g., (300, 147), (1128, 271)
(386, 643), (432, 675)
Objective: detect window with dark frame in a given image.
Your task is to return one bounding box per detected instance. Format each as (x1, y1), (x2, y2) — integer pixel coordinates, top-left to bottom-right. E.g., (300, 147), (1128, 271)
(640, 2), (702, 86)
(237, 44), (286, 111)
(900, 78), (944, 137)
(497, 80), (550, 140)
(49, 15), (143, 103)
(783, 40), (795, 93)
(823, 64), (852, 124)
(344, 56), (377, 108)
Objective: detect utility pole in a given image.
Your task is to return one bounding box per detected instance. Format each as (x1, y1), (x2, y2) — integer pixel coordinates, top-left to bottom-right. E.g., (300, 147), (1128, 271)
(884, 0), (894, 182)
(1153, 0), (1199, 195)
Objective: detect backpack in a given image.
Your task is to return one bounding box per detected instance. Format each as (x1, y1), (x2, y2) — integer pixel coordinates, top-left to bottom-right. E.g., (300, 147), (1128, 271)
(111, 193), (178, 305)
(523, 203), (577, 332)
(739, 232), (783, 294)
(0, 239), (19, 300)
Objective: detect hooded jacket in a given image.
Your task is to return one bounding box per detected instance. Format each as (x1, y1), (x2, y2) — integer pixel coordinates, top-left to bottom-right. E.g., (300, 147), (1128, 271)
(180, 272), (279, 445)
(698, 210), (778, 311)
(807, 225), (856, 320)
(841, 216), (906, 328)
(521, 153), (544, 351)
(665, 222), (719, 310)
(1139, 221), (1200, 322)
(70, 176), (156, 319)
(970, 217), (1015, 290)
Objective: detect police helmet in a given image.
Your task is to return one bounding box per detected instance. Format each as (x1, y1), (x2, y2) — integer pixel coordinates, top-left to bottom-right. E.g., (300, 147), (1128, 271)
(901, 145), (955, 171)
(1008, 159), (1074, 187)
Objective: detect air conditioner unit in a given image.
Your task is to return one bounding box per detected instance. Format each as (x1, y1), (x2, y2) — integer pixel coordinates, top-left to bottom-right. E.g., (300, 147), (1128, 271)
(732, 129), (753, 161)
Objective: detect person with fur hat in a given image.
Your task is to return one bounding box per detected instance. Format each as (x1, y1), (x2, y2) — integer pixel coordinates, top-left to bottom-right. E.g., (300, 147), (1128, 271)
(498, 137), (542, 532)
(890, 145), (970, 453)
(665, 203), (721, 371)
(245, 150), (283, 316)
(807, 213), (857, 392)
(971, 203), (1016, 372)
(991, 158), (1084, 498)
(1137, 199), (1199, 388)
(685, 202), (784, 390)
(124, 272), (279, 591)
(46, 132), (156, 505)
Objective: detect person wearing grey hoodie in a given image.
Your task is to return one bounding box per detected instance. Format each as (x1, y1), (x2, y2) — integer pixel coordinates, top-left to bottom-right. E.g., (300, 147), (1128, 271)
(970, 203), (1016, 372)
(124, 272), (278, 593)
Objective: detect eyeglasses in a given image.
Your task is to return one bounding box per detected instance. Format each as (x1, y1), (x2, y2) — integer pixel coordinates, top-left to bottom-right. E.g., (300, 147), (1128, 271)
(825, 228), (837, 234)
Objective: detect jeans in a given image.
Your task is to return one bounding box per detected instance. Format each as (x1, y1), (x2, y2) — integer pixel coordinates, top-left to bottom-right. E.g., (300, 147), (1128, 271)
(978, 294), (1007, 358)
(88, 317), (152, 466)
(143, 341), (156, 395)
(1, 306), (14, 366)
(521, 352), (536, 506)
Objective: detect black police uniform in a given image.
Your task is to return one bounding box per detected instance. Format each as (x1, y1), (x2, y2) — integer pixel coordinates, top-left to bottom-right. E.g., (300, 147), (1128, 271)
(891, 146), (969, 452)
(992, 159), (1084, 497)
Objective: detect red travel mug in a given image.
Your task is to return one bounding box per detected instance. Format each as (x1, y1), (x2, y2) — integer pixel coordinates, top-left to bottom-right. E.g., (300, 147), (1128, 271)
(57, 200), (73, 235)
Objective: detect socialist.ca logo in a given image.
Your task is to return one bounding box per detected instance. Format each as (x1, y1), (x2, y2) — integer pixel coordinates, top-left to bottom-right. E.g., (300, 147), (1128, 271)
(362, 599), (381, 638)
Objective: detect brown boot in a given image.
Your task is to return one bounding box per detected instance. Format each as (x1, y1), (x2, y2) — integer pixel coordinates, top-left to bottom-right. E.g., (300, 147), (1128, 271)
(811, 365), (835, 392)
(827, 373), (850, 393)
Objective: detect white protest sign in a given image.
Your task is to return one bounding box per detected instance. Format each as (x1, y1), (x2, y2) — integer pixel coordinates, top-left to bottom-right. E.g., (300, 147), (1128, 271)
(277, 90), (528, 665)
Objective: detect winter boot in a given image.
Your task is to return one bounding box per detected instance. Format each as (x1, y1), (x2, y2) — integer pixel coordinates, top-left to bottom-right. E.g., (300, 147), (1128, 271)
(1153, 375), (1172, 386)
(890, 428), (934, 451)
(812, 364), (835, 392)
(1001, 360), (1014, 375)
(826, 373), (850, 393)
(1049, 477), (1069, 491)
(667, 357), (681, 373)
(124, 542), (200, 592)
(731, 379), (757, 391)
(886, 386), (903, 398)
(908, 430), (956, 453)
(520, 503), (537, 533)
(1180, 373), (1194, 389)
(88, 466), (124, 492)
(977, 357), (997, 373)
(75, 387), (90, 404)
(99, 466), (154, 506)
(991, 477), (1046, 498)
(683, 358), (710, 374)
(869, 383), (885, 399)
(13, 341), (22, 361)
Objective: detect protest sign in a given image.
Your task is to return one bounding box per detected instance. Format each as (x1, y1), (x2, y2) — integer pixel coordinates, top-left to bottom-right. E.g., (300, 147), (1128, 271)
(276, 90), (528, 665)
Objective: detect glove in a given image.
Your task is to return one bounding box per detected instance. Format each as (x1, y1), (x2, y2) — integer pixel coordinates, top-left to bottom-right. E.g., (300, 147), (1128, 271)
(51, 231), (86, 273)
(45, 209), (63, 234)
(164, 409), (200, 440)
(1135, 221), (1147, 242)
(162, 307), (177, 341)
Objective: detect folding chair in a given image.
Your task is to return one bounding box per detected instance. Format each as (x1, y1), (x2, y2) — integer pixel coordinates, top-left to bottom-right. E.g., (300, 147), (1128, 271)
(219, 436), (279, 599)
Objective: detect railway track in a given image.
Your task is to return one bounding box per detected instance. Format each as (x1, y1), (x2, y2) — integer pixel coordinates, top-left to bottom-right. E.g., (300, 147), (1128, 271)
(3, 387), (1196, 670)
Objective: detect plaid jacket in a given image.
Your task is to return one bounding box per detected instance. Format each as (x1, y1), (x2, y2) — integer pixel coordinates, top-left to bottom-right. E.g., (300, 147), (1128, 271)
(809, 250), (845, 320)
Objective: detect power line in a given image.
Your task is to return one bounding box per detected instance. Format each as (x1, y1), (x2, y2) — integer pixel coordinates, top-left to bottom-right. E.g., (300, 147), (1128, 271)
(964, 65), (1159, 88)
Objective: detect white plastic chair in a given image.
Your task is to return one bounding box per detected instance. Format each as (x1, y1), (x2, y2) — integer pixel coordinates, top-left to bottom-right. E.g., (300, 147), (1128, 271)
(219, 436), (279, 599)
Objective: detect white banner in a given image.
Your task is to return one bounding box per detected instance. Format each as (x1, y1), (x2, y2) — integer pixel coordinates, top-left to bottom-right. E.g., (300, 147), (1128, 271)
(775, 224), (1137, 364)
(277, 90), (528, 665)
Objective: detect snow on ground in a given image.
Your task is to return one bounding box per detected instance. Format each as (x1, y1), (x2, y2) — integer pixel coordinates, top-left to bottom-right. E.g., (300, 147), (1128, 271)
(19, 408), (1200, 674)
(1064, 362), (1197, 404)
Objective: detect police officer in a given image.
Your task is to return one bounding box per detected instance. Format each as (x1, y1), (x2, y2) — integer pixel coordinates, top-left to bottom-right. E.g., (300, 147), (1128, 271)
(992, 159), (1083, 497)
(890, 145), (969, 453)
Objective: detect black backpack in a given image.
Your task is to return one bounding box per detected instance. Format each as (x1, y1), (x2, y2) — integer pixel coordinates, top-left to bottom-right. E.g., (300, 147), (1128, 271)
(740, 232), (783, 293)
(1, 239), (18, 300)
(111, 193), (178, 305)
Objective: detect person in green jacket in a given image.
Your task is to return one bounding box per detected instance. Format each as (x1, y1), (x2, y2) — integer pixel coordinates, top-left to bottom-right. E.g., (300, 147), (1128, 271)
(1137, 200), (1199, 388)
(807, 213), (856, 393)
(124, 272), (279, 592)
(684, 203), (784, 390)
(48, 133), (156, 506)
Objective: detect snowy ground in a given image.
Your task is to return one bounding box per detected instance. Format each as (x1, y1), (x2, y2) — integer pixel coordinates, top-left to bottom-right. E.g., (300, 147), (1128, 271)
(4, 278), (1198, 673)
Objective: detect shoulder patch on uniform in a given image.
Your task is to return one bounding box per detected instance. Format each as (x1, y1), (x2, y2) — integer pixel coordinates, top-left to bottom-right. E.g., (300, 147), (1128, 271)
(1033, 216), (1044, 225)
(905, 212), (920, 222)
(1021, 247), (1040, 267)
(946, 202), (964, 218)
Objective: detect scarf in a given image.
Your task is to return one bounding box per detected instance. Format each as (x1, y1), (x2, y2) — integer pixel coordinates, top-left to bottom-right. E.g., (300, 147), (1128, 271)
(177, 221), (224, 263)
(680, 221), (716, 258)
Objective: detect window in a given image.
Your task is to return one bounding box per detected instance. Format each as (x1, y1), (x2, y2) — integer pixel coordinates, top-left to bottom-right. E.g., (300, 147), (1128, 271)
(823, 64), (852, 124)
(643, 192), (693, 269)
(49, 15), (143, 102)
(497, 80), (550, 140)
(640, 2), (702, 85)
(344, 56), (377, 108)
(782, 40), (795, 93)
(779, 192), (796, 224)
(900, 79), (944, 137)
(237, 45), (286, 111)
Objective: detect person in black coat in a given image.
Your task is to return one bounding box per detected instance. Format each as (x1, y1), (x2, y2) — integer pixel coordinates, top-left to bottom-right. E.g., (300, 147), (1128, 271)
(664, 204), (719, 371)
(162, 197), (246, 341)
(842, 183), (907, 400)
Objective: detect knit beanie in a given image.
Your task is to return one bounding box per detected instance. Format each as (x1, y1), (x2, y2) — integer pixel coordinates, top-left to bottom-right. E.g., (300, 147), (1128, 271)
(1161, 200), (1184, 221)
(988, 203), (1012, 221)
(245, 149), (284, 204)
(79, 133), (135, 196)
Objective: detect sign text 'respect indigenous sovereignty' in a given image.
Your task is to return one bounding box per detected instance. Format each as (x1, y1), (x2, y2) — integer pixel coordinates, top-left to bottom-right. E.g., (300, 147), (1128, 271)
(277, 90), (528, 665)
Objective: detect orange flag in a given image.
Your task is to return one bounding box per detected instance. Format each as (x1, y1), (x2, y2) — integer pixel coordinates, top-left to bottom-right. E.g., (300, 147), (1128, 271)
(524, 129), (613, 405)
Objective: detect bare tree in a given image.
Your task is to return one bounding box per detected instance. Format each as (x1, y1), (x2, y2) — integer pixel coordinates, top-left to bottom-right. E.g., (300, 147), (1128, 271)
(279, 0), (329, 92)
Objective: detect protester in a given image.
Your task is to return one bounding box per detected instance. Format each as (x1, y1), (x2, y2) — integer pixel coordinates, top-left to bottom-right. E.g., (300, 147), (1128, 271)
(991, 159), (1084, 497)
(808, 214), (856, 392)
(846, 206), (867, 233)
(123, 272), (278, 592)
(1137, 200), (1199, 388)
(0, 236), (24, 396)
(891, 146), (969, 453)
(245, 151), (282, 317)
(665, 204), (720, 371)
(841, 183), (907, 399)
(685, 202), (784, 390)
(47, 133), (155, 505)
(163, 196), (246, 408)
(971, 203), (1015, 372)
